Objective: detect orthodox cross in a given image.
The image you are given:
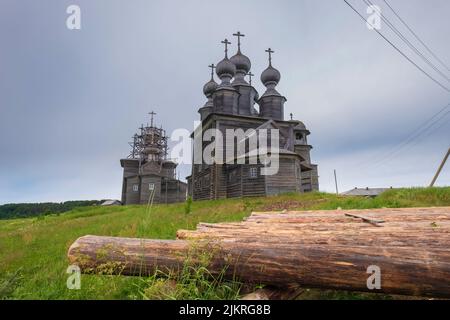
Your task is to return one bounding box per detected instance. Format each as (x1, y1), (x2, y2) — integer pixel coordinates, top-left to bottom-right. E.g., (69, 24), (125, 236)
(247, 71), (254, 85)
(232, 31), (245, 51)
(265, 48), (274, 65)
(221, 39), (231, 57)
(149, 111), (156, 127)
(208, 64), (216, 79)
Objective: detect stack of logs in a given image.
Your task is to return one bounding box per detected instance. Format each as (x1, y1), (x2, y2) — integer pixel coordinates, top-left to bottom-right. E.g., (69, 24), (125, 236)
(68, 207), (450, 298)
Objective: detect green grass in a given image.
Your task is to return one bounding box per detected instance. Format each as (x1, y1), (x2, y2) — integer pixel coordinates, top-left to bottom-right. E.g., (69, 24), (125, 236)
(0, 187), (449, 300)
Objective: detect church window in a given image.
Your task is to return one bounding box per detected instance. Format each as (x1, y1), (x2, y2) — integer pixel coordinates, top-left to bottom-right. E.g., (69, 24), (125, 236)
(132, 184), (139, 192)
(149, 183), (155, 191)
(250, 167), (258, 178)
(296, 132), (303, 141)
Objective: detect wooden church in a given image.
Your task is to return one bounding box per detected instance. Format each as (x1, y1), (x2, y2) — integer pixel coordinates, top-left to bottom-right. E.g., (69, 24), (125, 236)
(120, 113), (187, 205)
(187, 32), (319, 200)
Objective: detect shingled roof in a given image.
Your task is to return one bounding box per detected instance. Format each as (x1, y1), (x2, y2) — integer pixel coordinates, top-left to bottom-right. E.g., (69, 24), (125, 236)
(341, 188), (392, 197)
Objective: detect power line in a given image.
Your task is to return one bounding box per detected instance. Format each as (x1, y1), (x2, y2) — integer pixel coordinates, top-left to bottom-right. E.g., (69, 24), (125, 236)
(363, 0), (450, 83)
(383, 0), (450, 73)
(408, 111), (450, 149)
(343, 0), (450, 93)
(373, 107), (450, 166)
(390, 103), (449, 151)
(353, 102), (450, 169)
(370, 107), (450, 169)
(376, 111), (450, 169)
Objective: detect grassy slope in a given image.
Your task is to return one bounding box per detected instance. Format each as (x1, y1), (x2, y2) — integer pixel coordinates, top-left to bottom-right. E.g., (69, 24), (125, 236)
(0, 187), (449, 300)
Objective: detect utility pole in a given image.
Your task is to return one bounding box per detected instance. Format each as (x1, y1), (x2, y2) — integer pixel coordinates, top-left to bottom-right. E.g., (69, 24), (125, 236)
(430, 147), (450, 187)
(334, 169), (339, 195)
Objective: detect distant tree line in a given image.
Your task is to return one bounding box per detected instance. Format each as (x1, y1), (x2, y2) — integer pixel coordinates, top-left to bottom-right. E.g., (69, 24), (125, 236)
(0, 201), (103, 220)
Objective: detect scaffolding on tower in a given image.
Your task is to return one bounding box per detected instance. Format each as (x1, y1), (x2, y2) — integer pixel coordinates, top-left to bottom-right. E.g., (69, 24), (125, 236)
(127, 111), (168, 163)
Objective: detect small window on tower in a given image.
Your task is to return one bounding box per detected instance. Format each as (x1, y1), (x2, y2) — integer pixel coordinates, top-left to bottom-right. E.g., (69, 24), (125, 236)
(149, 183), (155, 191)
(296, 133), (303, 140)
(250, 167), (258, 179)
(133, 184), (139, 192)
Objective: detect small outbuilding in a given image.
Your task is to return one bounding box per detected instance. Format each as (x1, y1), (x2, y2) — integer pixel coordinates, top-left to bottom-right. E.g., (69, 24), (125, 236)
(341, 187), (392, 197)
(100, 200), (122, 206)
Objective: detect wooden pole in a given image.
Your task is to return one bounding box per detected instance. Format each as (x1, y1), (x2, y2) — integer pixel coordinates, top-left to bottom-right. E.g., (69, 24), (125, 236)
(334, 169), (339, 195)
(430, 148), (450, 187)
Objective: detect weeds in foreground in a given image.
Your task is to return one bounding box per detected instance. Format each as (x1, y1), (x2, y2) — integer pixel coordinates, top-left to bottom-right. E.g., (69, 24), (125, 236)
(0, 268), (22, 299)
(140, 244), (242, 300)
(185, 197), (193, 215)
(140, 266), (242, 300)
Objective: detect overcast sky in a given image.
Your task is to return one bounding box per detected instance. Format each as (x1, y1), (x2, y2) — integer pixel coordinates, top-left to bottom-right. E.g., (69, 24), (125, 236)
(0, 0), (449, 204)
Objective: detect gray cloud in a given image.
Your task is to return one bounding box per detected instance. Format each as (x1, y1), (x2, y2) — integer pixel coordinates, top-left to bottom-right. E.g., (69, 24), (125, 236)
(0, 0), (449, 203)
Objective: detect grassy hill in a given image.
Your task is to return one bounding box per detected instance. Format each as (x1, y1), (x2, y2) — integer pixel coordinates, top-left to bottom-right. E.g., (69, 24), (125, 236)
(1, 187), (449, 300)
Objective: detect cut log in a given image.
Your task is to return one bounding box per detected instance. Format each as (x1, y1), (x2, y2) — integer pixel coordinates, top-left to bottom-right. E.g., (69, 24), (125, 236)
(68, 235), (450, 298)
(67, 207), (450, 298)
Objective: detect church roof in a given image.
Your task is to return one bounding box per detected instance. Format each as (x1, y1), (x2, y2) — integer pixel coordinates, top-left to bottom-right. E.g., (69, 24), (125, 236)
(293, 122), (307, 131)
(101, 200), (122, 206)
(255, 119), (281, 130)
(233, 147), (306, 162)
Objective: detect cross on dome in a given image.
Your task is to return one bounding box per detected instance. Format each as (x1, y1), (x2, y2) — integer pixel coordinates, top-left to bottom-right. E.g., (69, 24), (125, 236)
(148, 111), (156, 127)
(232, 31), (245, 51)
(265, 48), (274, 65)
(221, 39), (231, 57)
(208, 64), (216, 79)
(247, 71), (254, 85)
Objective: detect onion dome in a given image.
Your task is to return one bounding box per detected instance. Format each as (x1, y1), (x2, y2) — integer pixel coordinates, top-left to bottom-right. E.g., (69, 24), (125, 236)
(230, 31), (251, 86)
(258, 48), (286, 120)
(230, 52), (250, 86)
(260, 48), (282, 97)
(216, 57), (236, 80)
(216, 39), (236, 86)
(203, 64), (218, 97)
(261, 65), (281, 87)
(230, 52), (251, 75)
(203, 79), (218, 97)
